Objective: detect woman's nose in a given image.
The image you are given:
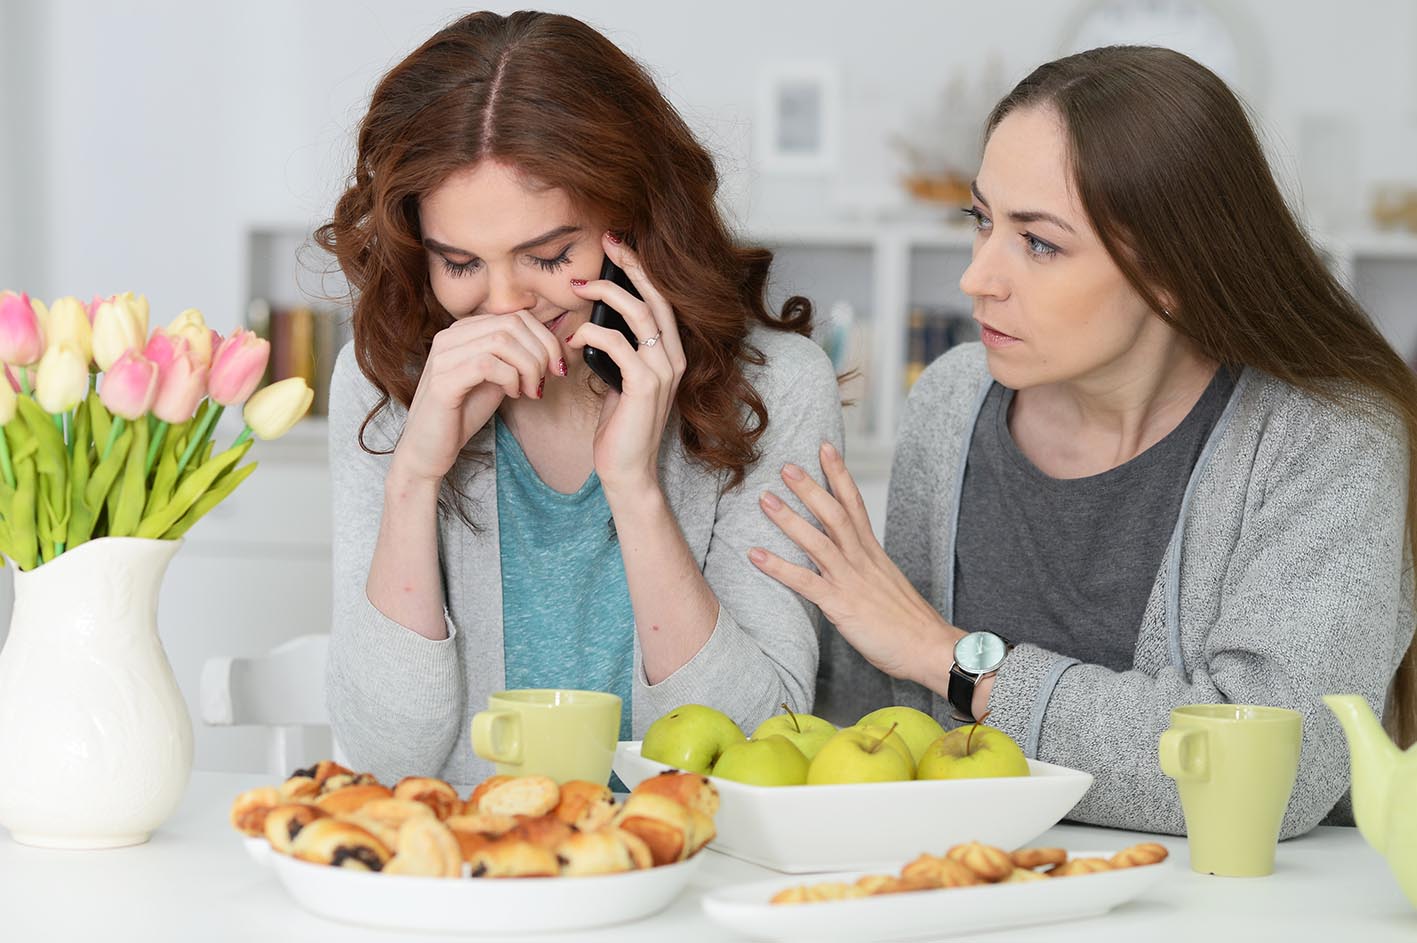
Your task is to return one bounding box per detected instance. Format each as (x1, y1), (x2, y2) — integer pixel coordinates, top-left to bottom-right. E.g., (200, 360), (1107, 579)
(483, 267), (536, 315)
(959, 238), (1009, 301)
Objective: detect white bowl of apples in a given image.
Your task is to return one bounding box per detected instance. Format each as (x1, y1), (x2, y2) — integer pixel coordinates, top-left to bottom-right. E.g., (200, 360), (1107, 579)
(612, 705), (1094, 874)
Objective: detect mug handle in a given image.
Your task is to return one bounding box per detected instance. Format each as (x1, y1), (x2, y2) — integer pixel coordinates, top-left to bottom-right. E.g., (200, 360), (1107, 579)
(471, 710), (523, 765)
(1159, 728), (1210, 782)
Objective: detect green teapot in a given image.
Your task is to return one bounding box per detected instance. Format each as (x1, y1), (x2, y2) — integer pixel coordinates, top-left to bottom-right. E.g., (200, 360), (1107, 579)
(1323, 694), (1417, 908)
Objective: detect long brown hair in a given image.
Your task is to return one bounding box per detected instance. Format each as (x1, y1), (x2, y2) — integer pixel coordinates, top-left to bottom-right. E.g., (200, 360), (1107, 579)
(987, 46), (1417, 747)
(315, 11), (810, 491)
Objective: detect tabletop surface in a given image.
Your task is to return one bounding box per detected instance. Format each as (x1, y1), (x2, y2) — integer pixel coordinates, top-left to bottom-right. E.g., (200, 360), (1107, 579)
(1, 770), (1413, 943)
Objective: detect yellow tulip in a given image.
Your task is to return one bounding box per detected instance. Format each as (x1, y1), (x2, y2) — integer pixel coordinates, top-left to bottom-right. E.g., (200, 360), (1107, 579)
(242, 377), (314, 440)
(45, 296), (93, 365)
(34, 342), (88, 413)
(166, 308), (212, 367)
(92, 294), (148, 371)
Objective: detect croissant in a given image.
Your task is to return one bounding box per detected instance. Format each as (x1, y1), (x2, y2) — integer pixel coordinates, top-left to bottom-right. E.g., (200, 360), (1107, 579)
(290, 818), (391, 871)
(263, 803), (329, 854)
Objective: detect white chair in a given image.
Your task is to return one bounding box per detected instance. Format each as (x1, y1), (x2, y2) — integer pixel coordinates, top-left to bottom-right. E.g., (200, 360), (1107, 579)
(200, 633), (345, 778)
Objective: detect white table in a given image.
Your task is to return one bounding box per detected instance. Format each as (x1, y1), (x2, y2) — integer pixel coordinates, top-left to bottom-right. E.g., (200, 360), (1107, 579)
(1, 771), (1412, 942)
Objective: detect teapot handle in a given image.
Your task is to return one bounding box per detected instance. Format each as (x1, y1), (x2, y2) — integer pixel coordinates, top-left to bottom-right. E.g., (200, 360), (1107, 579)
(1159, 728), (1209, 782)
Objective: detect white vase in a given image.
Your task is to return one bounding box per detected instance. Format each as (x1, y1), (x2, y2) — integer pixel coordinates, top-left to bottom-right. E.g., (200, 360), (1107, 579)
(0, 536), (192, 848)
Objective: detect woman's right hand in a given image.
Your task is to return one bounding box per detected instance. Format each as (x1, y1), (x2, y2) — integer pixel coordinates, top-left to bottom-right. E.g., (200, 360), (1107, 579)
(392, 311), (564, 485)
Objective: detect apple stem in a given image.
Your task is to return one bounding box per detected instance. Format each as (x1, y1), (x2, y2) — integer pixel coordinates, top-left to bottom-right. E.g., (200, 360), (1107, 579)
(966, 711), (992, 757)
(781, 702), (801, 734)
(868, 722), (900, 756)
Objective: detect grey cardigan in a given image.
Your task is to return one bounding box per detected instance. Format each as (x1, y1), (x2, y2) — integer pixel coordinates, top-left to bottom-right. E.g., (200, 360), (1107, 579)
(326, 327), (844, 788)
(817, 343), (1414, 838)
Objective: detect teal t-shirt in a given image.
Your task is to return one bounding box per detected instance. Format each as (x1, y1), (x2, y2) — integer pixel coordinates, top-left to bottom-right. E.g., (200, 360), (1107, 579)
(495, 417), (634, 743)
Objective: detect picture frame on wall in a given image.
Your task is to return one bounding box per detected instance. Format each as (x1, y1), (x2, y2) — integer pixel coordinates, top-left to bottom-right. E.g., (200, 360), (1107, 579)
(755, 62), (840, 175)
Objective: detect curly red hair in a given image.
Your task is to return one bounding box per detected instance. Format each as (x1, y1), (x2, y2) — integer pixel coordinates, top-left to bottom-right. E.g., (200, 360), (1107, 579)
(315, 10), (813, 495)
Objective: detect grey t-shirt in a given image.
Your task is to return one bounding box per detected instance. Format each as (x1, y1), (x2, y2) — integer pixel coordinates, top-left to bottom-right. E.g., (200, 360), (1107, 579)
(953, 367), (1236, 671)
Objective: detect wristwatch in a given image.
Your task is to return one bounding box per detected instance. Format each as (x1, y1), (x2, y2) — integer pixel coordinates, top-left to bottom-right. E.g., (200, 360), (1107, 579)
(947, 630), (1011, 721)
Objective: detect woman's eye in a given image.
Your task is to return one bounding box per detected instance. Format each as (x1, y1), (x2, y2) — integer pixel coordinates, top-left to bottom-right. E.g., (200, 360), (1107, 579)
(440, 257), (481, 278)
(1024, 234), (1058, 259)
(530, 249), (573, 273)
(962, 207), (992, 232)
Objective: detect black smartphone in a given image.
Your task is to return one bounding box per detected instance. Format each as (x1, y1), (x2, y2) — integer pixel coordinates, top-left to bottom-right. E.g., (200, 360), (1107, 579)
(583, 254), (643, 393)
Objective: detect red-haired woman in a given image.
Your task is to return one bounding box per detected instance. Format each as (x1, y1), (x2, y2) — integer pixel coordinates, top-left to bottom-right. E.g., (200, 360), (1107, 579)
(754, 47), (1417, 838)
(318, 11), (842, 786)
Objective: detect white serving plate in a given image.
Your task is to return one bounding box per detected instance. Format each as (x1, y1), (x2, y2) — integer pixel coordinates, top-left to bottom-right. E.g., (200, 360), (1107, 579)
(263, 848), (703, 934)
(701, 851), (1171, 941)
(243, 836), (271, 867)
(613, 741), (1093, 873)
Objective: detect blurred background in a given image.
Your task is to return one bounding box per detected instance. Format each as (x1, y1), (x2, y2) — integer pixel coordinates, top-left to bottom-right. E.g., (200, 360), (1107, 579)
(0, 0), (1413, 772)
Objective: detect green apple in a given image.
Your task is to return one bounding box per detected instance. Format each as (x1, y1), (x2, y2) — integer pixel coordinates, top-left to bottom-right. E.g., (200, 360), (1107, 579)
(916, 722), (1029, 780)
(751, 704), (837, 761)
(711, 735), (810, 786)
(641, 704), (746, 774)
(855, 706), (946, 765)
(853, 723), (915, 773)
(806, 726), (915, 784)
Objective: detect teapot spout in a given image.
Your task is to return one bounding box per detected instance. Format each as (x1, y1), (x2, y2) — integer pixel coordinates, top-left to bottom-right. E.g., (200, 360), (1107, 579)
(1323, 694), (1401, 853)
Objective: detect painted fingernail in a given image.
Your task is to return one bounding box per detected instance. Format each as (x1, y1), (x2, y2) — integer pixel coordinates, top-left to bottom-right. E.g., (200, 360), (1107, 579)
(558, 357), (568, 376)
(606, 231), (622, 245)
(570, 278), (587, 287)
(782, 464), (805, 481)
(749, 548), (768, 564)
(821, 441), (840, 460)
(536, 378), (545, 398)
(760, 492), (784, 510)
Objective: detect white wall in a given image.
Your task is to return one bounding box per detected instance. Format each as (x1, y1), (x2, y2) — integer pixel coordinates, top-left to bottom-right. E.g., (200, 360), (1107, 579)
(18, 0), (1417, 323)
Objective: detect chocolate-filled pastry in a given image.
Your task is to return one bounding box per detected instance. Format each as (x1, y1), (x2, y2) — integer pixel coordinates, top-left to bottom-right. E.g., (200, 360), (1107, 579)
(554, 826), (652, 876)
(474, 776), (560, 819)
(614, 793), (693, 866)
(630, 770), (720, 819)
(445, 813), (520, 864)
(277, 776), (321, 803)
(290, 818), (392, 871)
(346, 797), (436, 849)
(503, 813), (575, 851)
(230, 786), (281, 836)
(468, 837), (560, 878)
(384, 816), (463, 878)
(393, 776), (463, 820)
(315, 783), (395, 816)
(552, 781), (619, 832)
(289, 760), (352, 786)
(319, 772), (381, 795)
(263, 803), (329, 854)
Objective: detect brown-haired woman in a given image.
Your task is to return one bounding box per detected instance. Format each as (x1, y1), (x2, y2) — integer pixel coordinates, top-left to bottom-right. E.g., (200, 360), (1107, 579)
(318, 11), (842, 786)
(752, 46), (1416, 837)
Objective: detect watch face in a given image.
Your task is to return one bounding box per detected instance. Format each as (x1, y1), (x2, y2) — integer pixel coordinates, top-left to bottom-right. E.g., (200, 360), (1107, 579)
(956, 632), (1008, 673)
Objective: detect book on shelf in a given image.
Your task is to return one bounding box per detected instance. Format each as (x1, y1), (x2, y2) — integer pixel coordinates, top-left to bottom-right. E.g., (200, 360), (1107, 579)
(246, 299), (348, 417)
(813, 300), (874, 440)
(904, 305), (977, 391)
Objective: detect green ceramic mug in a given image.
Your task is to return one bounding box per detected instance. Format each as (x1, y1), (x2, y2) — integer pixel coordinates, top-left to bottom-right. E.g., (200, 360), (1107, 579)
(1159, 703), (1302, 877)
(471, 689), (622, 784)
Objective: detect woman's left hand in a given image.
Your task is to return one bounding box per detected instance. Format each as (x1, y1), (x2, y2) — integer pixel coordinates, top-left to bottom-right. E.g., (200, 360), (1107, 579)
(567, 233), (686, 502)
(749, 441), (965, 685)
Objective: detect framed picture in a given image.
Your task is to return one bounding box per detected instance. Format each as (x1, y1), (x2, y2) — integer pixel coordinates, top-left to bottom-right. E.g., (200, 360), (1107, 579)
(755, 62), (840, 175)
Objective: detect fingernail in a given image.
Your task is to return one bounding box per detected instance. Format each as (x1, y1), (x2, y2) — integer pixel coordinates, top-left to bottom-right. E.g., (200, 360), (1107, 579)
(822, 441), (839, 461)
(537, 378), (545, 398)
(760, 492), (783, 510)
(558, 357), (568, 376)
(782, 464), (804, 481)
(749, 548), (768, 564)
(570, 278), (587, 287)
(606, 231), (622, 245)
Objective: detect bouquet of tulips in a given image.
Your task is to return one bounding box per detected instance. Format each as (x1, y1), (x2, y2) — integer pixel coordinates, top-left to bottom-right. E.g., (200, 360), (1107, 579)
(0, 291), (313, 570)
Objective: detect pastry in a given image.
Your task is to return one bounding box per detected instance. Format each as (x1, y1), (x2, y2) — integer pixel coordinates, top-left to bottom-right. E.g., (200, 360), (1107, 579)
(1004, 867), (1048, 883)
(263, 803), (329, 854)
(1110, 843), (1169, 868)
(901, 853), (985, 888)
(554, 827), (645, 876)
(466, 775), (513, 812)
(290, 818), (392, 871)
(288, 760), (352, 787)
(319, 772), (381, 795)
(277, 776), (320, 803)
(230, 786), (281, 836)
(946, 841), (1014, 882)
(1011, 847), (1068, 870)
(1048, 857), (1115, 877)
(445, 813), (520, 864)
(345, 797), (436, 849)
(552, 780), (619, 832)
(770, 882), (861, 904)
(472, 776), (560, 818)
(630, 770), (720, 819)
(615, 793), (694, 866)
(315, 783), (395, 816)
(468, 837), (560, 878)
(393, 776), (463, 820)
(383, 817), (463, 878)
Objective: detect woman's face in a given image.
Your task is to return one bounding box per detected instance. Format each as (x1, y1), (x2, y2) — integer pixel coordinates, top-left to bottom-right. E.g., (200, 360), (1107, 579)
(959, 106), (1162, 390)
(420, 161), (605, 347)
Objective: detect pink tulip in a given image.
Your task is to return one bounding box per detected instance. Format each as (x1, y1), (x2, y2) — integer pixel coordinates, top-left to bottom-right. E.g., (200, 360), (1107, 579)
(207, 328), (269, 406)
(99, 350), (158, 421)
(143, 329), (180, 372)
(151, 339), (208, 423)
(85, 294), (105, 324)
(0, 293), (44, 365)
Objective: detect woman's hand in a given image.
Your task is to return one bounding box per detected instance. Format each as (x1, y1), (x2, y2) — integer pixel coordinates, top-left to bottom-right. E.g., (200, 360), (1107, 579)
(566, 232), (685, 504)
(393, 311), (563, 486)
(749, 441), (966, 686)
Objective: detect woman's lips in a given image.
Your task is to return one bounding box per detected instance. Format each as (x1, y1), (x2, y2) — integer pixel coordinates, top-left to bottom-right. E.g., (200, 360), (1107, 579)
(980, 324), (1021, 348)
(544, 311), (569, 335)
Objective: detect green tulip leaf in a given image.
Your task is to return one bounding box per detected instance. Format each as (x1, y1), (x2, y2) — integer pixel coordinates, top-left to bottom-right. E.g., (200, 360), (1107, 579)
(145, 418), (190, 517)
(109, 419), (148, 537)
(10, 458), (36, 570)
(78, 426), (131, 538)
(136, 440), (252, 539)
(86, 392), (111, 456)
(162, 461), (257, 539)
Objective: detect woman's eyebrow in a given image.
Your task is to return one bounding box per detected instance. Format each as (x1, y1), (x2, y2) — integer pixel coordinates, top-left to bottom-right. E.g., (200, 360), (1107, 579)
(422, 225), (582, 258)
(971, 180), (1077, 235)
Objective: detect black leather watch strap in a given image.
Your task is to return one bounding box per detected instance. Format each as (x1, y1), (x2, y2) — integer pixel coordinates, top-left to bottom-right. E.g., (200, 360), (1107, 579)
(947, 663), (977, 720)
